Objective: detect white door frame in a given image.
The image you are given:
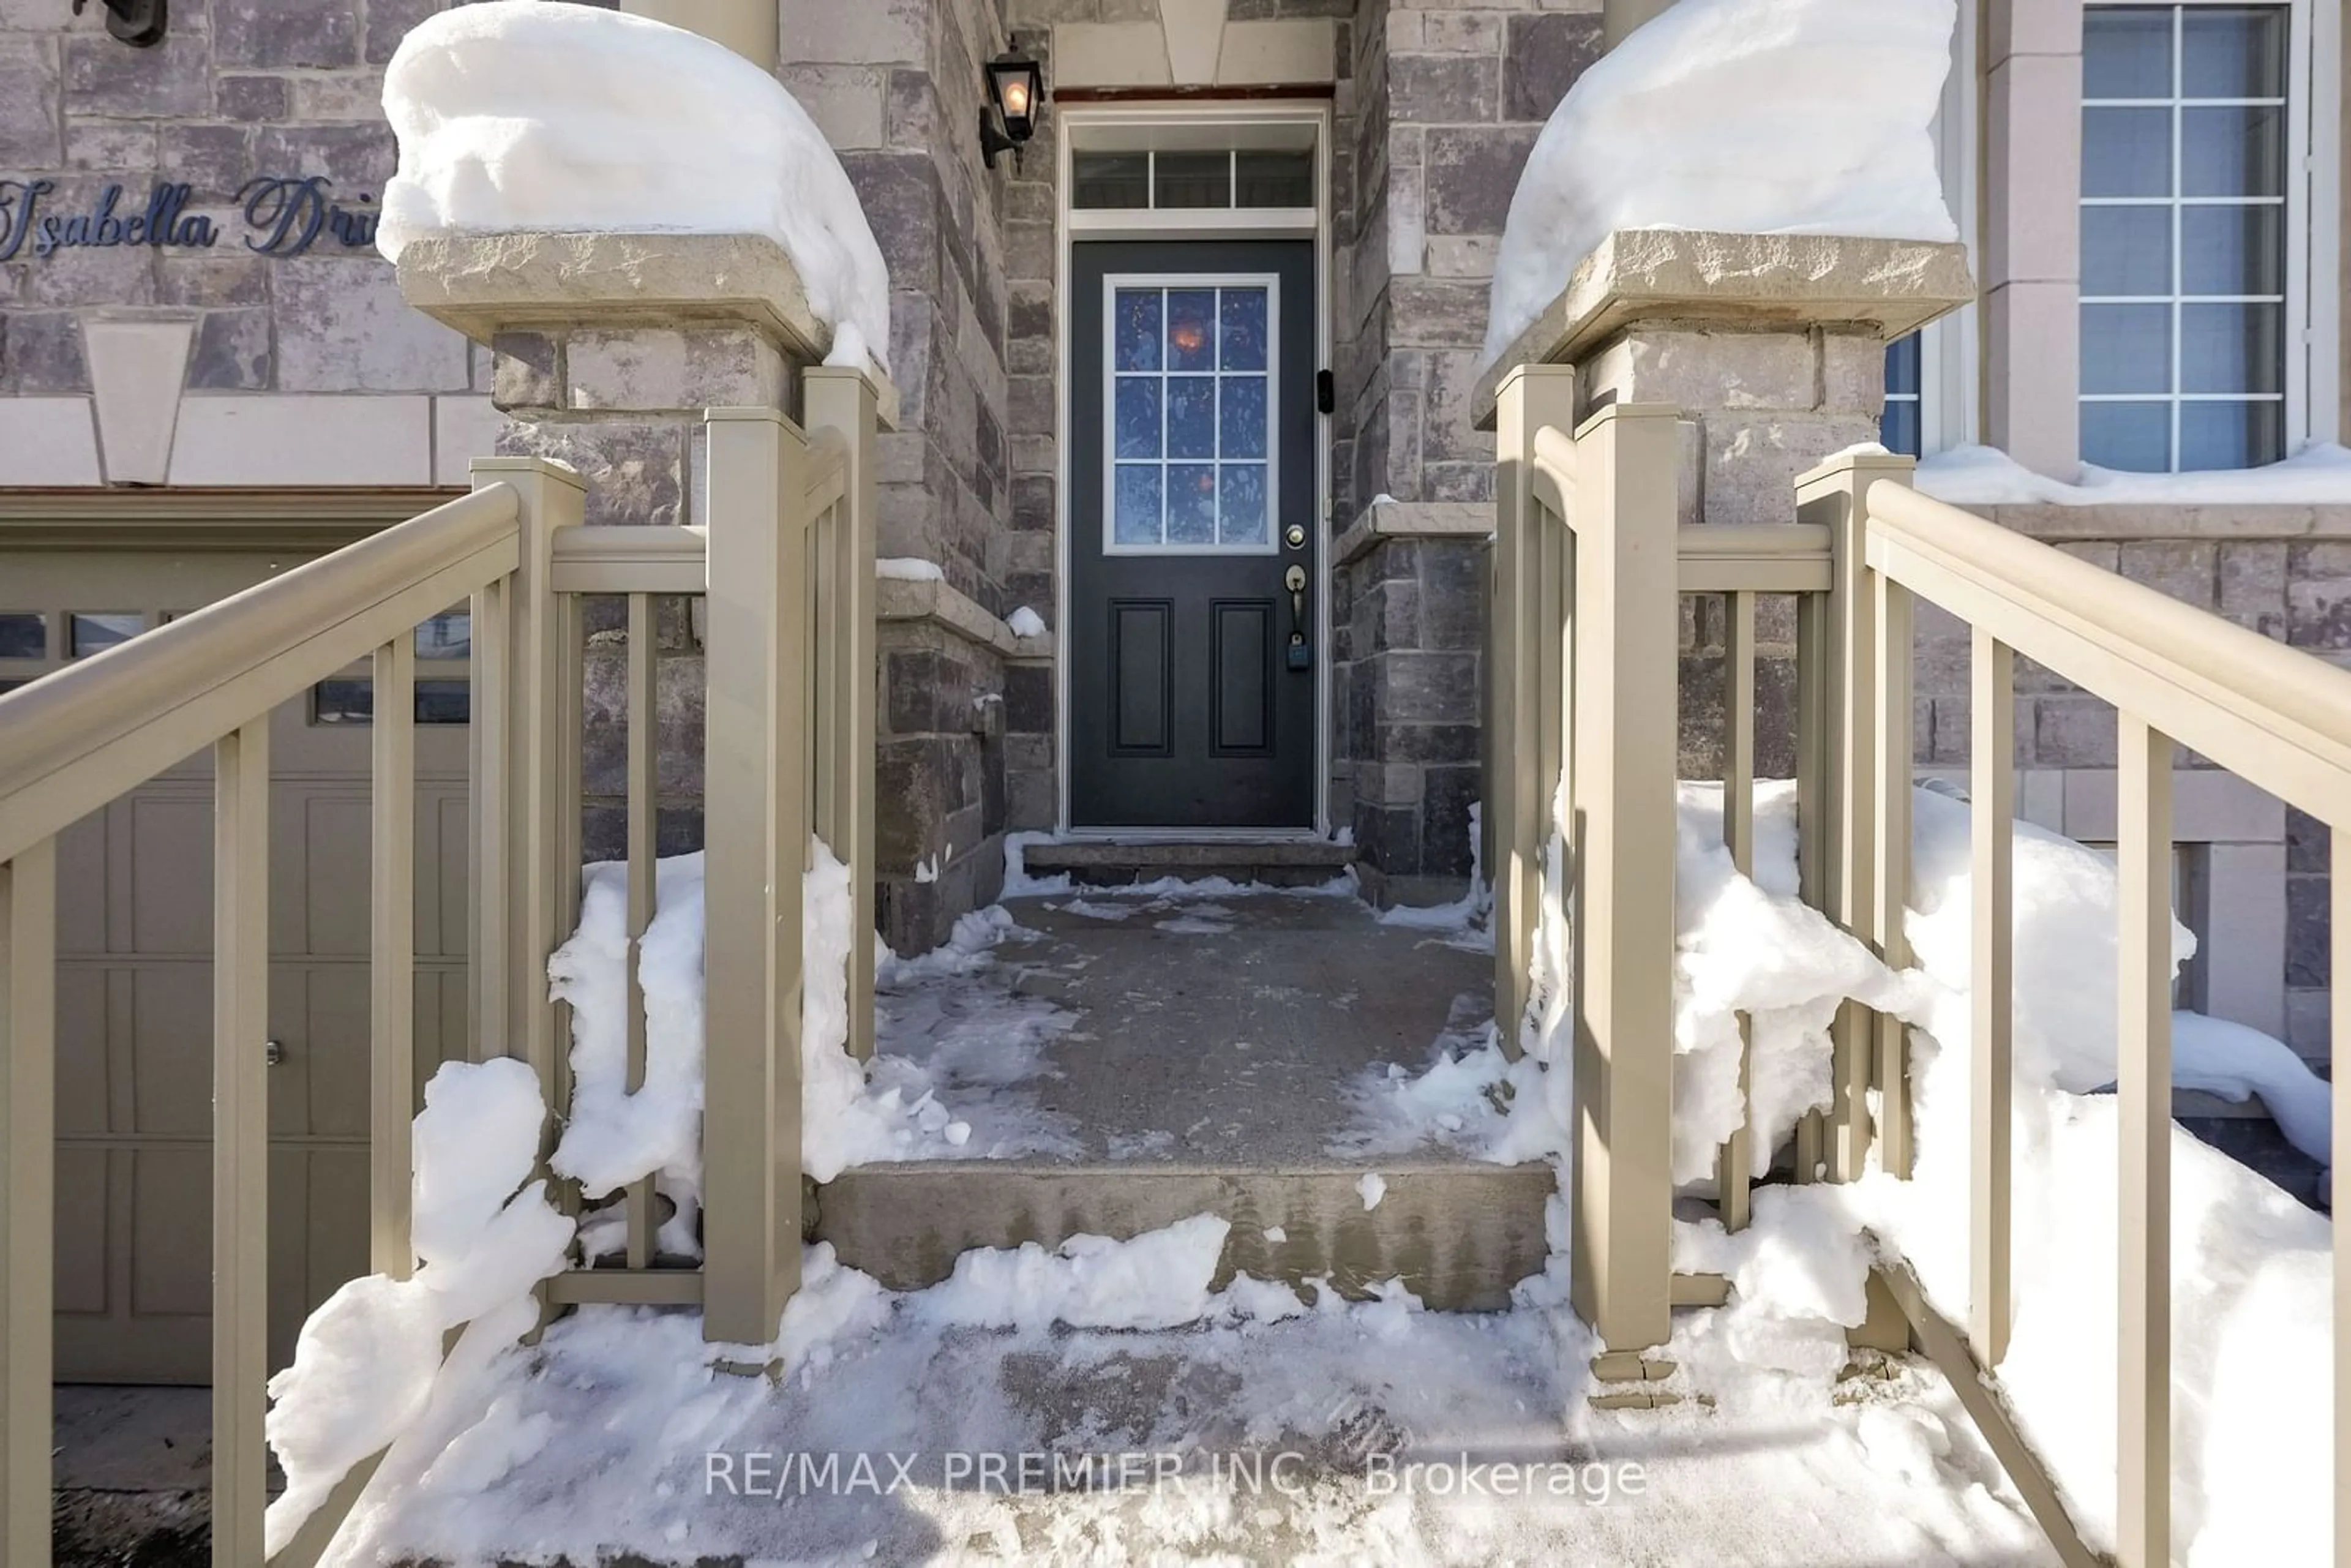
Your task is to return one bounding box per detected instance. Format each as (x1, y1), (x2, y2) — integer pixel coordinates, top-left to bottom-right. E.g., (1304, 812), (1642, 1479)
(1053, 99), (1335, 839)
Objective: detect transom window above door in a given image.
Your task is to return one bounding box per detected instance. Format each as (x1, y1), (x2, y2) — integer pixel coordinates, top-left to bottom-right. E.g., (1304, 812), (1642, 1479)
(1074, 149), (1314, 211)
(1106, 277), (1278, 554)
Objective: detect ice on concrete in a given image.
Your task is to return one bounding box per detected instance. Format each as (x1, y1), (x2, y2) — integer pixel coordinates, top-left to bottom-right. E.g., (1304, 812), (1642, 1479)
(1483, 0), (1958, 369)
(1918, 440), (2351, 505)
(376, 2), (891, 373)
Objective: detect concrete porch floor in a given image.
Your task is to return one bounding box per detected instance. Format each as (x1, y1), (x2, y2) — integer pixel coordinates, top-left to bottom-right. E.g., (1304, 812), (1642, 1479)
(817, 887), (1558, 1310)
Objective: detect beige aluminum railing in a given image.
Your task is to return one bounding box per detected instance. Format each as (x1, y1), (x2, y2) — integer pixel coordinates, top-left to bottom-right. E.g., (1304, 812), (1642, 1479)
(1493, 356), (2351, 1564)
(0, 371), (880, 1566)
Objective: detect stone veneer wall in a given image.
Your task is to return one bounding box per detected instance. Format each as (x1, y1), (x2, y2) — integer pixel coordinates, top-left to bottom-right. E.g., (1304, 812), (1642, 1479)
(1333, 0), (1600, 902)
(778, 0), (1029, 951)
(0, 0), (500, 482)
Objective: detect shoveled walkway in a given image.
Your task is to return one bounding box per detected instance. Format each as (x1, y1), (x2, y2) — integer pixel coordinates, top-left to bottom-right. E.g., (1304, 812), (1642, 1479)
(822, 884), (1556, 1309)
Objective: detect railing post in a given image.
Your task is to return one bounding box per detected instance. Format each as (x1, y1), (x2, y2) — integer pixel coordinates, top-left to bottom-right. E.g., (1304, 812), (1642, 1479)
(1794, 450), (1916, 1182)
(1491, 364), (1578, 1049)
(701, 407), (809, 1349)
(2117, 715), (2175, 1568)
(1567, 401), (1679, 1359)
(472, 459), (588, 1092)
(804, 367), (880, 1062)
(214, 718), (270, 1568)
(1, 840), (55, 1568)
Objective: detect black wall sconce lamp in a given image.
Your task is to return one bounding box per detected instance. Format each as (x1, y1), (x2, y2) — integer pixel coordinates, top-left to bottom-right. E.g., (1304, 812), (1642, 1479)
(73, 0), (167, 47)
(980, 46), (1044, 171)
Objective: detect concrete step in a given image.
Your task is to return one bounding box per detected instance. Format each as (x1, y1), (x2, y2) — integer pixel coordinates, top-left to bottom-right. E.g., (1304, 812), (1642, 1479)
(814, 1158), (1553, 1313)
(1021, 838), (1355, 887)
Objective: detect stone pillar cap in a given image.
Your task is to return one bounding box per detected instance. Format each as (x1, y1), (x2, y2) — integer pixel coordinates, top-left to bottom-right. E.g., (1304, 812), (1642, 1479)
(396, 229), (901, 427)
(1474, 229), (1975, 429)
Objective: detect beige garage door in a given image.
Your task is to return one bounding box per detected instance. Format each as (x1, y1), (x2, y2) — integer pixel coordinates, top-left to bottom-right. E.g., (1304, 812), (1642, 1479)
(1, 533), (473, 1382)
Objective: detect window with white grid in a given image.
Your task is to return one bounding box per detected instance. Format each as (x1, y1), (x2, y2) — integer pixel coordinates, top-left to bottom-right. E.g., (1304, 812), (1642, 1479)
(2079, 2), (2300, 472)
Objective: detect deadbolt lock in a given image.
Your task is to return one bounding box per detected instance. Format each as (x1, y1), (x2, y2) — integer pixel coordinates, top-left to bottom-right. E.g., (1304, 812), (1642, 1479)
(1284, 524), (1307, 549)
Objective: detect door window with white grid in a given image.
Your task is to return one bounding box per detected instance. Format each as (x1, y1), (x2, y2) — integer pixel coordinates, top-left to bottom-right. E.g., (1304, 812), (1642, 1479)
(1104, 276), (1279, 555)
(2080, 2), (2298, 471)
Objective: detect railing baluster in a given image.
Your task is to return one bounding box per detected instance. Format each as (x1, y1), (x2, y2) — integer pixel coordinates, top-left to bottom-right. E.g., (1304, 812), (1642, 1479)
(468, 575), (511, 1062)
(2335, 833), (2348, 1568)
(1873, 568), (1916, 1178)
(2116, 715), (2174, 1568)
(1718, 591), (1757, 1232)
(1, 839), (56, 1568)
(213, 718), (270, 1568)
(1970, 629), (2014, 1367)
(624, 593), (658, 1271)
(372, 637), (417, 1279)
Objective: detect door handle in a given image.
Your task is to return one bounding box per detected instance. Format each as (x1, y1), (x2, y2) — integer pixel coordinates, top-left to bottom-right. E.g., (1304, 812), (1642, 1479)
(1284, 565), (1310, 670)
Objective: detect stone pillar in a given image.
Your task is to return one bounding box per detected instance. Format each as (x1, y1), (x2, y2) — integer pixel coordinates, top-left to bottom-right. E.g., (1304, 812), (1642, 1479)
(1472, 227), (1974, 776)
(394, 228), (898, 858)
(622, 0), (778, 70)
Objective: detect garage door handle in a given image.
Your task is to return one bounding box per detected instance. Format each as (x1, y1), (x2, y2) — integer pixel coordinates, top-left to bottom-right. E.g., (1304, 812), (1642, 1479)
(264, 1038), (285, 1067)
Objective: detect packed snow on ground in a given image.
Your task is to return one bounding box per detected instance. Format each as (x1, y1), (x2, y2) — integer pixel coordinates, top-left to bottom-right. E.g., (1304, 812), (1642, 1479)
(1918, 440), (2351, 506)
(265, 1059), (574, 1556)
(1482, 0), (1958, 368)
(329, 1221), (2053, 1567)
(375, 2), (890, 374)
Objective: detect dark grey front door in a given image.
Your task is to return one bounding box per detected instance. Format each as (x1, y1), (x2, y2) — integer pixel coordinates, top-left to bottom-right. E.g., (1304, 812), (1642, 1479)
(1070, 240), (1318, 829)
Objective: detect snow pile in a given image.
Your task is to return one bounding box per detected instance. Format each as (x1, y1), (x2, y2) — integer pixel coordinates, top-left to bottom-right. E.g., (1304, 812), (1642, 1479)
(1918, 440), (2351, 506)
(376, 2), (890, 374)
(547, 853), (708, 1256)
(876, 557), (946, 582)
(1007, 606), (1049, 638)
(1482, 0), (1957, 369)
(264, 1059), (573, 1556)
(915, 1214), (1235, 1332)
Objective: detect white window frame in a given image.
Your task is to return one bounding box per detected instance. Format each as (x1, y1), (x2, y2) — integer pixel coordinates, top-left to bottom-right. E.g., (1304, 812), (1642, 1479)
(2078, 0), (2341, 468)
(1916, 0), (1981, 456)
(1054, 100), (1335, 838)
(1098, 271), (1284, 559)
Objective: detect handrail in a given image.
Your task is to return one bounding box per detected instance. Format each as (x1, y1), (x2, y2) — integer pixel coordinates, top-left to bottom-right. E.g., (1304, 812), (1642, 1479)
(1867, 480), (2351, 813)
(1531, 422), (1579, 525)
(549, 524), (710, 595)
(1677, 523), (1833, 593)
(0, 485), (522, 861)
(804, 427), (850, 519)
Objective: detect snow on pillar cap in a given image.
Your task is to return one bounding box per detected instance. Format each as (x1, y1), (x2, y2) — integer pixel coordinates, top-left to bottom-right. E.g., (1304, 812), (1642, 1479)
(376, 1), (893, 383)
(1476, 0), (1971, 413)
